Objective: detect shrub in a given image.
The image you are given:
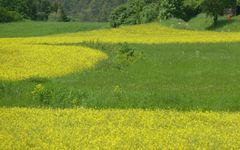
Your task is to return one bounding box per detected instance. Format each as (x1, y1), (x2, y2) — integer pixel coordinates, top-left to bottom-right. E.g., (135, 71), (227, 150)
(80, 41), (143, 70)
(112, 43), (144, 70)
(31, 84), (89, 107)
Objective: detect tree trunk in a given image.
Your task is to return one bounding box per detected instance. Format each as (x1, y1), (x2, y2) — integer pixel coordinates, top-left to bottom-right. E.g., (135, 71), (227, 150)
(213, 14), (218, 25)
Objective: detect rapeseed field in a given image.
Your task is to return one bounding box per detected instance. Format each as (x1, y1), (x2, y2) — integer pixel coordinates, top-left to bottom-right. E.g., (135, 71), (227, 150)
(1, 23), (240, 149)
(1, 23), (240, 80)
(0, 43), (107, 80)
(1, 108), (240, 149)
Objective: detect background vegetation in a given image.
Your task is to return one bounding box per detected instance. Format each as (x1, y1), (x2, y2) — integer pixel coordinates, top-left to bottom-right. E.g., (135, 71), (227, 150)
(1, 0), (239, 26)
(0, 0), (127, 22)
(110, 0), (240, 27)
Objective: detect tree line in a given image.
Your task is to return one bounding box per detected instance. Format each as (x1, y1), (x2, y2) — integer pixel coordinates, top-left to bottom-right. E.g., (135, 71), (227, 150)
(110, 0), (240, 27)
(1, 0), (240, 24)
(0, 0), (127, 23)
(0, 0), (70, 22)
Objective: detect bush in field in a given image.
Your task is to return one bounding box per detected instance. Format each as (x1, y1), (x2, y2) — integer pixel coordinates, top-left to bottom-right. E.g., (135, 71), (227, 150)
(31, 84), (89, 107)
(0, 7), (22, 23)
(80, 41), (143, 70)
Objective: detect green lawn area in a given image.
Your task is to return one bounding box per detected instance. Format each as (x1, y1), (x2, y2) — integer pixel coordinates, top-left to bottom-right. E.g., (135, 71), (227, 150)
(0, 21), (109, 37)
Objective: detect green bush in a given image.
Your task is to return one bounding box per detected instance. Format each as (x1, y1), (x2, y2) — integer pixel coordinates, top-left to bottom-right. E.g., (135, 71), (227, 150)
(110, 0), (185, 27)
(80, 41), (144, 70)
(110, 4), (136, 27)
(140, 3), (159, 23)
(0, 7), (22, 23)
(158, 0), (184, 20)
(31, 84), (89, 107)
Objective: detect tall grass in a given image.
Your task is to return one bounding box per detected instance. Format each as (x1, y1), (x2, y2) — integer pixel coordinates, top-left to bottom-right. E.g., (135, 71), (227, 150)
(1, 43), (240, 111)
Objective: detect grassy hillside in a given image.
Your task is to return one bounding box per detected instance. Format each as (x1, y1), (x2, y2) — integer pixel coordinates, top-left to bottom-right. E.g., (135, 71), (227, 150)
(161, 14), (240, 32)
(0, 21), (109, 37)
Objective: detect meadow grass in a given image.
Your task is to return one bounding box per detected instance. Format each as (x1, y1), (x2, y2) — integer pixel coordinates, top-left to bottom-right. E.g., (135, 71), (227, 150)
(1, 43), (240, 111)
(0, 21), (109, 37)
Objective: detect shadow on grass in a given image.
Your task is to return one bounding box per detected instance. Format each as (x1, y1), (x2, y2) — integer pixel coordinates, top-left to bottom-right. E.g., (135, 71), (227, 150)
(206, 19), (236, 30)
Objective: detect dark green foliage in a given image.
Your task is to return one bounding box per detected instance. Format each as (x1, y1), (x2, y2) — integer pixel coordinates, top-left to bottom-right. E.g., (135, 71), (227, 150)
(0, 7), (23, 23)
(0, 0), (69, 22)
(110, 5), (132, 27)
(110, 0), (185, 27)
(0, 0), (127, 22)
(52, 0), (127, 22)
(48, 6), (69, 22)
(201, 0), (237, 25)
(140, 3), (159, 23)
(158, 0), (184, 20)
(110, 0), (239, 27)
(0, 0), (52, 21)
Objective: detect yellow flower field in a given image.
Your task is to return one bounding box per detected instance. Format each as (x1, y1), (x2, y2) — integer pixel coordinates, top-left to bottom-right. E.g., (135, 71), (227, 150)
(1, 108), (240, 149)
(30, 23), (240, 44)
(1, 23), (240, 149)
(1, 23), (240, 81)
(0, 43), (107, 80)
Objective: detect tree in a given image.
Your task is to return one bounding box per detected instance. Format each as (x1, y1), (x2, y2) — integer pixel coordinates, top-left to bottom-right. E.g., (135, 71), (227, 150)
(48, 5), (69, 22)
(0, 7), (23, 23)
(140, 3), (159, 23)
(201, 0), (237, 25)
(158, 0), (184, 20)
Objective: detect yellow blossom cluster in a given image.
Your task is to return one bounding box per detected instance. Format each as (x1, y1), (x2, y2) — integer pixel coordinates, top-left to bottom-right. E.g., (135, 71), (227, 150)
(0, 42), (107, 81)
(34, 23), (240, 44)
(1, 108), (240, 149)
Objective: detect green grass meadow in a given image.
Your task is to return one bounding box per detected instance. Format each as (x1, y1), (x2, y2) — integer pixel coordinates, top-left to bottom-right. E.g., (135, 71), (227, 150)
(1, 39), (240, 111)
(0, 21), (109, 37)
